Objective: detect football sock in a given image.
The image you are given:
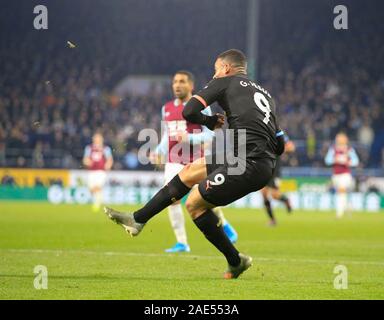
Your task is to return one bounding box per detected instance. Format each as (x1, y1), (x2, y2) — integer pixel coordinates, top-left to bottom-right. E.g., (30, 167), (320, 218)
(168, 204), (188, 245)
(193, 209), (241, 267)
(264, 199), (275, 221)
(133, 175), (190, 224)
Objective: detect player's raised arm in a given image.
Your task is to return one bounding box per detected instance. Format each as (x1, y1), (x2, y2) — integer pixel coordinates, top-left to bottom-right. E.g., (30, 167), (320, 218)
(154, 106), (168, 154)
(182, 97), (224, 131)
(187, 107), (215, 144)
(275, 129), (285, 156)
(82, 145), (92, 168)
(104, 146), (114, 170)
(325, 147), (335, 166)
(151, 106), (168, 165)
(348, 148), (359, 167)
(182, 78), (228, 130)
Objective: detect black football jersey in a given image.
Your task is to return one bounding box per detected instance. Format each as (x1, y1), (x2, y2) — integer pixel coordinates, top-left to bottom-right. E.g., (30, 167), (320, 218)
(196, 74), (280, 160)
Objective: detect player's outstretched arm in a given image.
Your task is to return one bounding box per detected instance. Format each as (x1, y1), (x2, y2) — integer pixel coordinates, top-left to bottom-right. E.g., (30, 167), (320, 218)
(155, 106), (168, 154)
(276, 130), (285, 156)
(104, 146), (114, 170)
(150, 106), (167, 165)
(149, 131), (167, 166)
(82, 145), (92, 168)
(188, 126), (215, 145)
(184, 77), (229, 130)
(348, 148), (360, 167)
(105, 156), (113, 170)
(325, 147), (335, 166)
(155, 131), (168, 155)
(83, 157), (91, 168)
(183, 96), (224, 130)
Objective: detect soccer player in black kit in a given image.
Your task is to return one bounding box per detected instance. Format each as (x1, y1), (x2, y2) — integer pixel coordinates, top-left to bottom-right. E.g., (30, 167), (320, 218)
(104, 49), (286, 279)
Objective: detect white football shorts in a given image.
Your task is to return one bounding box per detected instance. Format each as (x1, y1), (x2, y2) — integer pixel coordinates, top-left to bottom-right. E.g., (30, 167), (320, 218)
(332, 172), (354, 191)
(88, 170), (107, 189)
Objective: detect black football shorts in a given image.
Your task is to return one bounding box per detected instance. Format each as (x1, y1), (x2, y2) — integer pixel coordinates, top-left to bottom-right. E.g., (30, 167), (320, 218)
(198, 155), (276, 206)
(266, 176), (280, 189)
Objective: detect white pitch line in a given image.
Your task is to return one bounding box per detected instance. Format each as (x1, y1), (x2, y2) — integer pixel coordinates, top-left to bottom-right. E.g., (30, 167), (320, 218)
(2, 248), (384, 266)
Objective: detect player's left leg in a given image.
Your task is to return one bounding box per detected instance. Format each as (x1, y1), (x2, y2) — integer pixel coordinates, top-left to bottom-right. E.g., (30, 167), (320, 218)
(345, 174), (355, 217)
(333, 173), (351, 219)
(261, 186), (277, 226)
(336, 187), (348, 218)
(269, 178), (292, 214)
(91, 187), (103, 212)
(332, 173), (349, 219)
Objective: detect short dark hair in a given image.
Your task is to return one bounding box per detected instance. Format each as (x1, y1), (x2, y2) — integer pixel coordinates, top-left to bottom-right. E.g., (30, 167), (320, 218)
(217, 49), (247, 69)
(174, 70), (195, 83)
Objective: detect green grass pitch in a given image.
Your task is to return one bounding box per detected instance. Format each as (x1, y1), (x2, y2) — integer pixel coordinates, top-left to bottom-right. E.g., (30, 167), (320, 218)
(0, 201), (383, 299)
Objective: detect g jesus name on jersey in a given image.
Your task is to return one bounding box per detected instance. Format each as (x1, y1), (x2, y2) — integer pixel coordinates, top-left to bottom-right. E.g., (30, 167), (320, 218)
(195, 75), (280, 160)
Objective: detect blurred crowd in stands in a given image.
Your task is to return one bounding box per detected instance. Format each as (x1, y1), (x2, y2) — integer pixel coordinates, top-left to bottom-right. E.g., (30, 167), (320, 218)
(0, 0), (383, 170)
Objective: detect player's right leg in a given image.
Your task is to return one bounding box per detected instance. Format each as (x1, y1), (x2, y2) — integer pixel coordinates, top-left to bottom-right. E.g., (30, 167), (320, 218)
(335, 188), (347, 218)
(184, 157), (274, 278)
(166, 203), (190, 252)
(333, 173), (351, 219)
(89, 170), (106, 212)
(261, 185), (276, 226)
(164, 162), (190, 252)
(270, 186), (292, 214)
(184, 187), (252, 279)
(104, 157), (208, 236)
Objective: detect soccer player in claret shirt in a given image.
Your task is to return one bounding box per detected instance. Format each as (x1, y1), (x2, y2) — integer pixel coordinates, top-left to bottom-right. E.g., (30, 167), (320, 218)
(325, 132), (359, 218)
(83, 132), (113, 211)
(105, 49), (285, 279)
(152, 70), (238, 253)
